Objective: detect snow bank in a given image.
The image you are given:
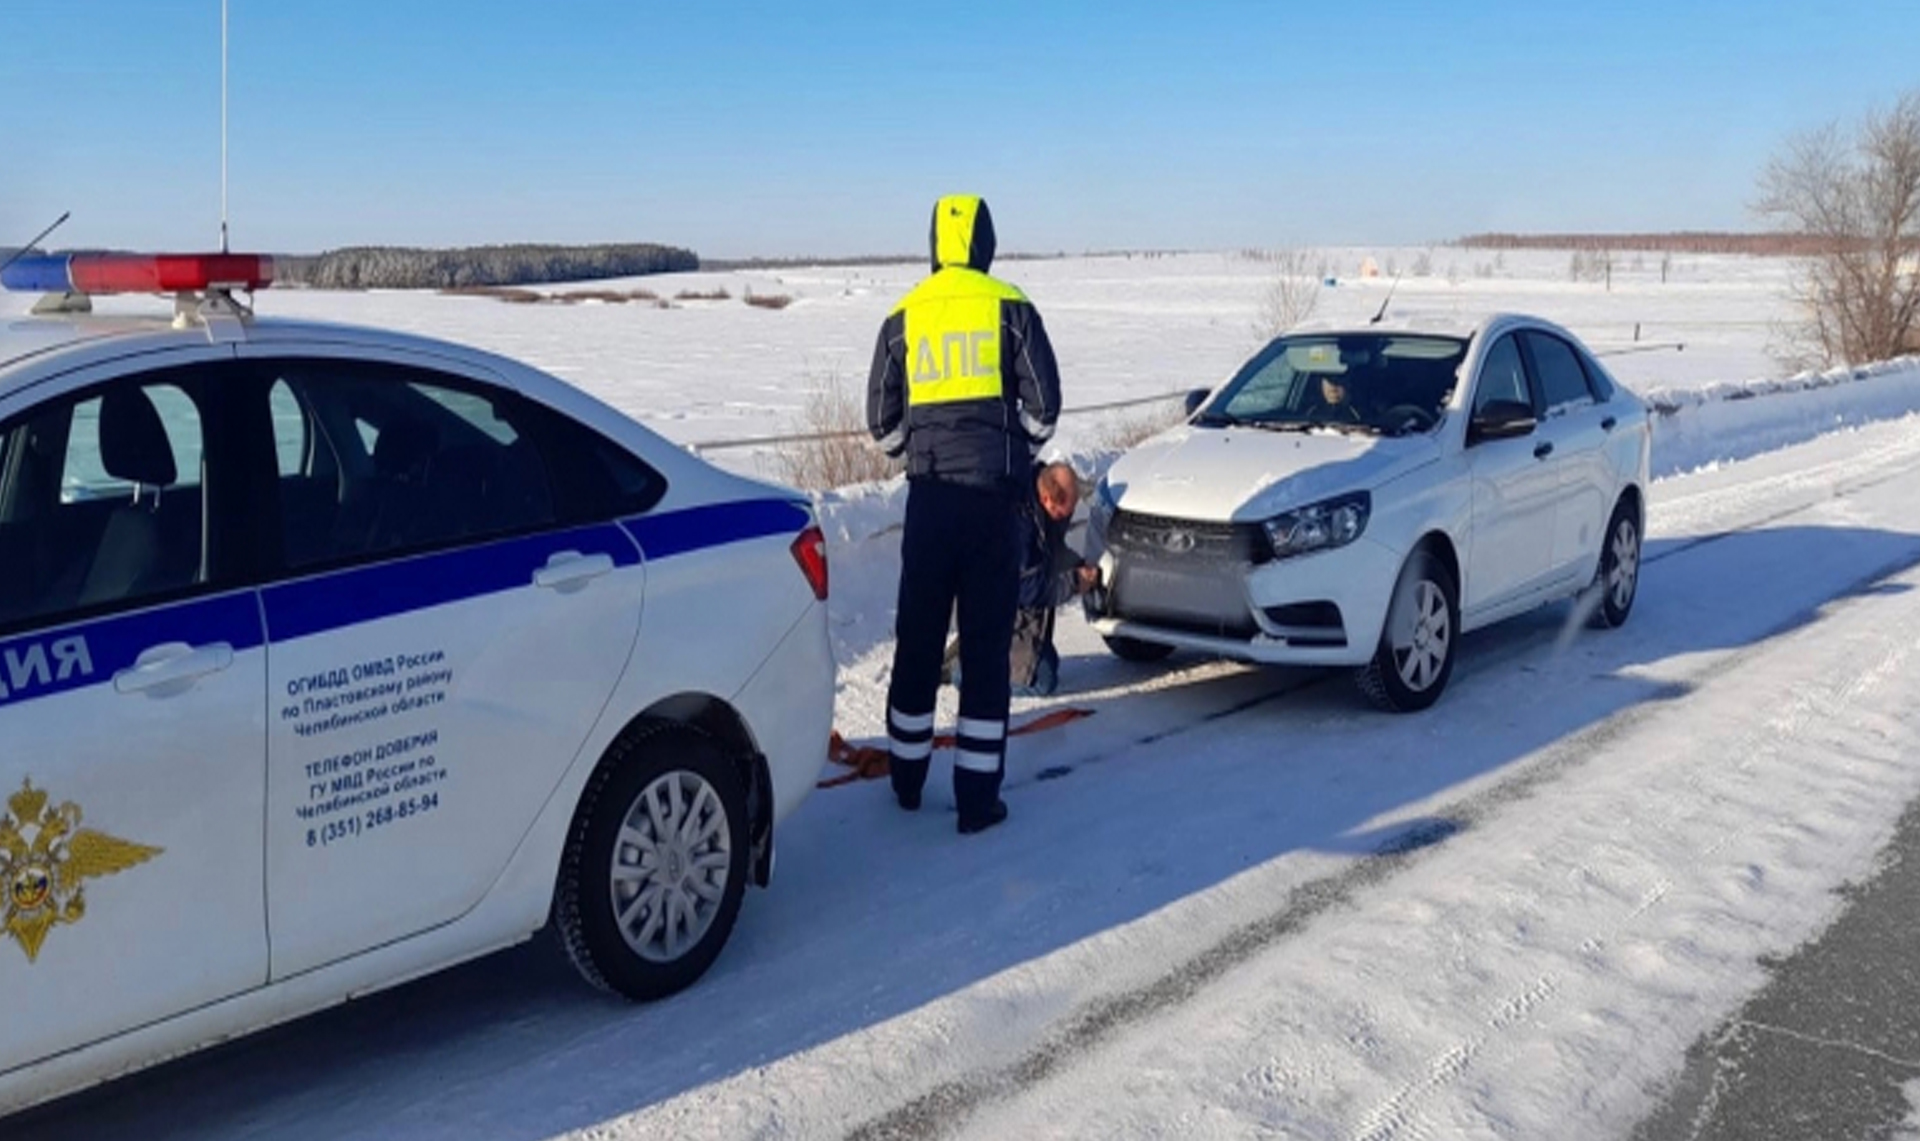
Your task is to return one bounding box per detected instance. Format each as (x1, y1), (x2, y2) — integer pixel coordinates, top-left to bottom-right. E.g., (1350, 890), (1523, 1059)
(1647, 355), (1920, 478)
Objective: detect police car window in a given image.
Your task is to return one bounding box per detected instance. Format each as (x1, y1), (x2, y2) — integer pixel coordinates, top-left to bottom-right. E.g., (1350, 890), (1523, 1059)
(416, 385), (520, 444)
(270, 380), (309, 477)
(1473, 335), (1532, 414)
(270, 364), (557, 570)
(526, 407), (667, 521)
(0, 377), (213, 633)
(1523, 332), (1595, 412)
(61, 384), (203, 502)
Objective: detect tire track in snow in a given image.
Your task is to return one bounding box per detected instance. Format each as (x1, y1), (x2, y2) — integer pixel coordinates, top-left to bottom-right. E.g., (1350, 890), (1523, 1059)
(846, 461), (1920, 1141)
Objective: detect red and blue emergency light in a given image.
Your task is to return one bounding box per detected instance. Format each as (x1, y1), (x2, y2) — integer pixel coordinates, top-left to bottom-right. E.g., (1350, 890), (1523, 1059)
(0, 252), (273, 295)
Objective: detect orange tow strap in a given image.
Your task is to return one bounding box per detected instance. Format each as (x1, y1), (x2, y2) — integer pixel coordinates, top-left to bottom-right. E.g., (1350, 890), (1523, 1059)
(818, 707), (1096, 789)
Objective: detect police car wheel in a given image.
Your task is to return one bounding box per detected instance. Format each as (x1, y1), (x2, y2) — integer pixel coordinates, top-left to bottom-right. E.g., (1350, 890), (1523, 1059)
(1103, 635), (1175, 663)
(555, 722), (749, 1001)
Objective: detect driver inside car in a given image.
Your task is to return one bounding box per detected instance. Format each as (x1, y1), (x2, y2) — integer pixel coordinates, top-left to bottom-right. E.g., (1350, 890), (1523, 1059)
(1305, 373), (1367, 424)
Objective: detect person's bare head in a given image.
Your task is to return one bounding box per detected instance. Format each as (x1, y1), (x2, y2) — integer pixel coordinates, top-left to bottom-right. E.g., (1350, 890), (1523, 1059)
(1036, 462), (1080, 523)
(1320, 375), (1349, 405)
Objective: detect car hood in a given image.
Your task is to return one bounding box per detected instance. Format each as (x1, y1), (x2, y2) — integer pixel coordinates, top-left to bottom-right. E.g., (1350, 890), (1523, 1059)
(1105, 424), (1440, 521)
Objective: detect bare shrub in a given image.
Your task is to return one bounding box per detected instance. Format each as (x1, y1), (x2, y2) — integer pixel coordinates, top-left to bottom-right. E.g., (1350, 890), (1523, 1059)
(557, 289), (632, 304)
(439, 285), (543, 304)
(1093, 401), (1188, 452)
(1758, 89), (1920, 367)
(1252, 248), (1324, 341)
(1411, 250), (1433, 277)
(627, 288), (659, 301)
(674, 287), (732, 301)
(773, 373), (901, 491)
(744, 292), (794, 310)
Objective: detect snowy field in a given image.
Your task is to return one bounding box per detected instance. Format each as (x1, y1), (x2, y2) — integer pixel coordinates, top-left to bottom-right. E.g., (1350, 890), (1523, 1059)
(156, 247), (1805, 461)
(17, 250), (1920, 1140)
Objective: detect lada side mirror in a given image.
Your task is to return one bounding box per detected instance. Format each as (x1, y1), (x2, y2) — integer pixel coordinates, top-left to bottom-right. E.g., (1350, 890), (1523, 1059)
(1468, 400), (1537, 445)
(1183, 387), (1212, 417)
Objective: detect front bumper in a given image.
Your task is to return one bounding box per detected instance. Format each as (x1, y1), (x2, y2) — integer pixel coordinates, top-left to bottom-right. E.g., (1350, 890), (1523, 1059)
(1089, 527), (1403, 667)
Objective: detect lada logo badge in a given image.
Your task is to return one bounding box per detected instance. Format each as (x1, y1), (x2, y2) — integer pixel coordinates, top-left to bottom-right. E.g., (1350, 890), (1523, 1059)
(0, 779), (162, 963)
(1161, 529), (1198, 554)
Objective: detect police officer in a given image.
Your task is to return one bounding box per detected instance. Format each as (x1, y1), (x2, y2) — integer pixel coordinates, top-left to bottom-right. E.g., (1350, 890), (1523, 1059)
(867, 194), (1062, 835)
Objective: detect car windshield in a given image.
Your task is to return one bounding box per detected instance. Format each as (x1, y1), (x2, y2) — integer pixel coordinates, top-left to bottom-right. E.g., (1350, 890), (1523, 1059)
(1196, 333), (1468, 436)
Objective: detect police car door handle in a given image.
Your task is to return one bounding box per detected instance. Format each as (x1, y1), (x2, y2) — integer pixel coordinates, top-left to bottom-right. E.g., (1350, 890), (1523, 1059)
(533, 551), (615, 592)
(113, 642), (235, 696)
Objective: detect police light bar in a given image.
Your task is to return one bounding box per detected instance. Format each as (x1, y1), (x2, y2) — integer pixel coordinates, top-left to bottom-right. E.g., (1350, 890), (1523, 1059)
(0, 252), (274, 295)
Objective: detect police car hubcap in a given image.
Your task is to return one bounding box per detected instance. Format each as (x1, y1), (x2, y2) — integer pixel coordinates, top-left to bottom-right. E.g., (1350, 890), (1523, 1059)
(610, 771), (732, 964)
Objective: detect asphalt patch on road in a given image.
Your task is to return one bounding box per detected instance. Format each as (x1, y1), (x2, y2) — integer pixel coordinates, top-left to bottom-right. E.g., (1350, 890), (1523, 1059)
(1631, 793), (1920, 1141)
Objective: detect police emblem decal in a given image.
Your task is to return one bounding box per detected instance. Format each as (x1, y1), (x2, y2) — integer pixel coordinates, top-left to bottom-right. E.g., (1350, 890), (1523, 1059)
(0, 779), (162, 963)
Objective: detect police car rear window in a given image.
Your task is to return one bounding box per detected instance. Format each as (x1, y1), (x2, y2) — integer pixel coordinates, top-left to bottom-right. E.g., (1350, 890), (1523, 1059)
(268, 363), (558, 570)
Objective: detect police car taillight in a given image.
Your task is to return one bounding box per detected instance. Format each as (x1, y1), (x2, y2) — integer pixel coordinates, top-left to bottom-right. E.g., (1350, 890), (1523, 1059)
(0, 252), (274, 295)
(791, 526), (828, 601)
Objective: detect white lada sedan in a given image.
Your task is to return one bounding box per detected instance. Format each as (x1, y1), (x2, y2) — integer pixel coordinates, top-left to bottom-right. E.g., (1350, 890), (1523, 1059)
(1089, 313), (1651, 711)
(0, 253), (833, 1113)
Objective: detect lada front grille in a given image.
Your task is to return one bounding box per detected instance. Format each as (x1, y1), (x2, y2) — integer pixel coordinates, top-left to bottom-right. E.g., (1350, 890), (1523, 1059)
(1107, 510), (1270, 565)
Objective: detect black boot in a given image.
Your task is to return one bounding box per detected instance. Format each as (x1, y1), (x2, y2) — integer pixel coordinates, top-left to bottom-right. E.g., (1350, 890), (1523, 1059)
(958, 799), (1008, 835)
(954, 762), (1006, 833)
(891, 757), (927, 812)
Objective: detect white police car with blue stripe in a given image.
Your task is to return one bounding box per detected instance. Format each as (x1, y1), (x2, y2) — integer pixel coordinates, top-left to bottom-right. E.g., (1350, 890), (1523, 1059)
(0, 253), (834, 1113)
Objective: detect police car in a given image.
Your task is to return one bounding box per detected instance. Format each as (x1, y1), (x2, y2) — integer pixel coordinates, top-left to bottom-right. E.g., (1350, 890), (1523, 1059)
(0, 252), (834, 1112)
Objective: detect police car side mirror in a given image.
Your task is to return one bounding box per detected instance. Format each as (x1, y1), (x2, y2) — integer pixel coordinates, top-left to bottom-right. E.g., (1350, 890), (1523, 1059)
(1183, 388), (1212, 417)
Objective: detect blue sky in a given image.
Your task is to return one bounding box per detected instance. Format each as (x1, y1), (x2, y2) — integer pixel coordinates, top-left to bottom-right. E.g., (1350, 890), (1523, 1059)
(4, 1), (1917, 258)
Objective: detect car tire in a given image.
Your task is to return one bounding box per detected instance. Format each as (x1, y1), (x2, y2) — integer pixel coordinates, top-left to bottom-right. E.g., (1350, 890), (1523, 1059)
(554, 722), (749, 1001)
(1589, 497), (1642, 629)
(1355, 549), (1459, 713)
(1103, 635), (1176, 663)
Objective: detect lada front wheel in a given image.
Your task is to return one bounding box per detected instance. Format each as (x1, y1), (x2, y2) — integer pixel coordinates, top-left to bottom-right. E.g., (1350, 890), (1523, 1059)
(1356, 550), (1458, 713)
(555, 723), (749, 1000)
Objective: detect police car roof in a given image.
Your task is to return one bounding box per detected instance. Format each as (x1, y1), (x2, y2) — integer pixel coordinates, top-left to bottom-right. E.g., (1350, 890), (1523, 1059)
(0, 302), (512, 398)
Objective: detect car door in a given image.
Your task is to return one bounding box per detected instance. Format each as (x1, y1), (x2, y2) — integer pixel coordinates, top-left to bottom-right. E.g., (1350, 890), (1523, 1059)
(0, 360), (268, 1072)
(1461, 332), (1561, 616)
(1519, 330), (1612, 584)
(243, 354), (647, 979)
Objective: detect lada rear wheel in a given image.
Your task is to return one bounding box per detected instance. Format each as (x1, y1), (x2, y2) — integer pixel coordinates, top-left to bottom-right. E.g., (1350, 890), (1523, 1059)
(1589, 498), (1641, 629)
(1356, 550), (1458, 713)
(1103, 635), (1176, 663)
(555, 723), (749, 1000)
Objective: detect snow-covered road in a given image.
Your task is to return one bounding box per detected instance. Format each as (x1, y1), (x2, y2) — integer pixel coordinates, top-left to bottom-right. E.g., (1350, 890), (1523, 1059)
(21, 415), (1920, 1140)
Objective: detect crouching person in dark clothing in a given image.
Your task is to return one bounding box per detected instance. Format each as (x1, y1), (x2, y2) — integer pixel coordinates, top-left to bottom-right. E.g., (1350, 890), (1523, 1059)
(945, 461), (1098, 697)
(1012, 462), (1097, 696)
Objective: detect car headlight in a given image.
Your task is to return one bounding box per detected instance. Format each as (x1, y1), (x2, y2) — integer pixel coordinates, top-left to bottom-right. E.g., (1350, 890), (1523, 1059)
(1263, 491), (1371, 559)
(1092, 476), (1119, 535)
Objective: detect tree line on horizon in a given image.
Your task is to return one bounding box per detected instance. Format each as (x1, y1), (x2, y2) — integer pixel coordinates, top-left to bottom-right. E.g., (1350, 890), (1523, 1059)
(1455, 231), (1839, 256)
(272, 243), (699, 290)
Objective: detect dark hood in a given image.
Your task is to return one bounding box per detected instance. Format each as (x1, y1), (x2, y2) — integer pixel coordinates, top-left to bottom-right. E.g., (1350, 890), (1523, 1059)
(929, 194), (996, 273)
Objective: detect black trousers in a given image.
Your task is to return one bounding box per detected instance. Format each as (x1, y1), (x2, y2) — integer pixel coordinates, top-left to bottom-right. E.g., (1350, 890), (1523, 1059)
(886, 477), (1019, 821)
